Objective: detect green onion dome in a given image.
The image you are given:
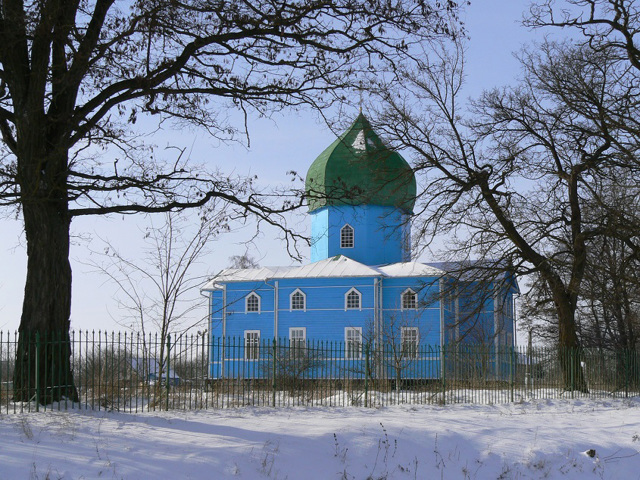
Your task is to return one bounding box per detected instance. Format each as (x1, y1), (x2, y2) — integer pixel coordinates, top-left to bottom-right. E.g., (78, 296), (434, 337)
(305, 113), (416, 213)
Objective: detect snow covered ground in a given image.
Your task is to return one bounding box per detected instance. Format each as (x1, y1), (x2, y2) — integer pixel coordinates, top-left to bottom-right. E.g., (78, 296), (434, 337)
(1, 398), (639, 479)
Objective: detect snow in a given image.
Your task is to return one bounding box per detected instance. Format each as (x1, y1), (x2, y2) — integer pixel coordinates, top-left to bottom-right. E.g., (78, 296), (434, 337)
(277, 255), (381, 278)
(2, 398), (639, 479)
(203, 256), (387, 286)
(202, 257), (449, 288)
(352, 130), (367, 151)
(202, 266), (296, 288)
(377, 262), (444, 278)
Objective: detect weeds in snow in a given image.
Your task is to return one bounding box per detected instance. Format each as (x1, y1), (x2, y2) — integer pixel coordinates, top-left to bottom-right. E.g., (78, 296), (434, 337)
(19, 414), (34, 440)
(259, 439), (280, 477)
(333, 433), (348, 463)
(30, 463), (61, 480)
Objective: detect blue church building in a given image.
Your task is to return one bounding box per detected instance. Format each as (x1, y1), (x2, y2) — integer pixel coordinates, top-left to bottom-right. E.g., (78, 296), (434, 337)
(203, 114), (518, 380)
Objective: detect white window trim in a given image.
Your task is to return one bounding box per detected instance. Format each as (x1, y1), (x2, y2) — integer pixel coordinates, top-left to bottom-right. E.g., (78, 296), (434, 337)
(289, 288), (307, 312)
(289, 327), (307, 358)
(401, 288), (418, 310)
(401, 326), (419, 343)
(344, 287), (362, 311)
(289, 327), (307, 341)
(340, 224), (355, 249)
(345, 327), (362, 359)
(401, 327), (419, 359)
(244, 330), (260, 360)
(245, 292), (261, 314)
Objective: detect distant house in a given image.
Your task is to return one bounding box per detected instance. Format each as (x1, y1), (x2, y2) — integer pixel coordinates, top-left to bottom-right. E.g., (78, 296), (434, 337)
(131, 358), (180, 386)
(202, 114), (519, 380)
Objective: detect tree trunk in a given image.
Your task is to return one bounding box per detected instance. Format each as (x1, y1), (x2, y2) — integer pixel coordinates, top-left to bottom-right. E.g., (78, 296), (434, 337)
(13, 199), (79, 403)
(12, 118), (79, 404)
(553, 289), (588, 393)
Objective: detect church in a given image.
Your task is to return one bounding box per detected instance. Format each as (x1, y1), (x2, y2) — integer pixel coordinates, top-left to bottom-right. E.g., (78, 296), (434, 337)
(203, 114), (518, 379)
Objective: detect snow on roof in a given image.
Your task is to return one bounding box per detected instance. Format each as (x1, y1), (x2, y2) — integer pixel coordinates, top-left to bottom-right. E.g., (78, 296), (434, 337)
(426, 260), (519, 291)
(201, 266), (296, 290)
(377, 262), (444, 277)
(202, 256), (445, 290)
(201, 257), (519, 292)
(277, 255), (381, 278)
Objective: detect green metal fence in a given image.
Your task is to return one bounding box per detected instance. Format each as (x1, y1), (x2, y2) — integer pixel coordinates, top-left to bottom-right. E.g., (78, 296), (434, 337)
(1, 331), (639, 412)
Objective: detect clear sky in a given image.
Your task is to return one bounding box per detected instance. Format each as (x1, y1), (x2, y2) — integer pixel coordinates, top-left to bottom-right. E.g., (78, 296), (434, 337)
(0, 1), (551, 333)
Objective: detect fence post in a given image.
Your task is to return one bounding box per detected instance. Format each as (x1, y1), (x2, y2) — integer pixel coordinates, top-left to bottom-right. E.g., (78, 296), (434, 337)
(35, 332), (40, 412)
(624, 349), (629, 398)
(272, 339), (277, 407)
(510, 346), (514, 403)
(441, 344), (446, 406)
(166, 333), (171, 411)
(364, 343), (369, 408)
(570, 347), (575, 398)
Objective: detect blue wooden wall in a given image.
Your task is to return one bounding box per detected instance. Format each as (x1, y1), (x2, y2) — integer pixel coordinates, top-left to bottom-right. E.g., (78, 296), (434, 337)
(310, 205), (410, 264)
(208, 274), (515, 379)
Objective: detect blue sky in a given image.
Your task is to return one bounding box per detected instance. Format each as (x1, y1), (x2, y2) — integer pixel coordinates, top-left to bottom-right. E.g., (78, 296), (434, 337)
(0, 2), (550, 332)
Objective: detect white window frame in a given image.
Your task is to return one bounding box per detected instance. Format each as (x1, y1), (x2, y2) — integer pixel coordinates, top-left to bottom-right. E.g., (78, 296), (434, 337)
(289, 327), (307, 357)
(345, 287), (362, 311)
(245, 292), (261, 313)
(345, 327), (362, 359)
(289, 288), (306, 312)
(340, 224), (355, 249)
(401, 327), (419, 359)
(401, 288), (418, 310)
(244, 330), (260, 360)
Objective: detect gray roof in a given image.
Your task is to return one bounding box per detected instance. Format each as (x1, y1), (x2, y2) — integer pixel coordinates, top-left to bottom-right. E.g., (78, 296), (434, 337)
(202, 255), (444, 290)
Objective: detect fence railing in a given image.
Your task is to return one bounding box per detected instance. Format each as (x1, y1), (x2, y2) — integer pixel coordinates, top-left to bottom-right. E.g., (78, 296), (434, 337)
(1, 331), (639, 413)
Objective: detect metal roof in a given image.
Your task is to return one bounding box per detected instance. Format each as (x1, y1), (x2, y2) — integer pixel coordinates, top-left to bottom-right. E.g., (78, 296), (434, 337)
(377, 262), (444, 277)
(201, 256), (445, 290)
(305, 113), (416, 213)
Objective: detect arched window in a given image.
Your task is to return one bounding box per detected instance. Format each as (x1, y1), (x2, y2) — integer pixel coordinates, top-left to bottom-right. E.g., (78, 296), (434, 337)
(345, 288), (361, 310)
(245, 292), (261, 313)
(290, 289), (306, 311)
(401, 289), (417, 310)
(340, 224), (354, 248)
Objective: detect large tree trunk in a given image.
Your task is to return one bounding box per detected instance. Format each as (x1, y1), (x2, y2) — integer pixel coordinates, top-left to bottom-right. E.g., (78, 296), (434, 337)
(12, 120), (79, 403)
(12, 200), (79, 403)
(552, 289), (588, 393)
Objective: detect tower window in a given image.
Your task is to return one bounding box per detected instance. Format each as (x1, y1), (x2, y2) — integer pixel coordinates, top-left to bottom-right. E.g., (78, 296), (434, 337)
(345, 288), (361, 310)
(401, 289), (417, 310)
(245, 293), (260, 313)
(340, 224), (354, 248)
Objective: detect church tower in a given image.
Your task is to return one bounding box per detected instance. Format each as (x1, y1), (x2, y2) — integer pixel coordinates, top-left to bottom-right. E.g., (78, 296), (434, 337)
(305, 114), (416, 265)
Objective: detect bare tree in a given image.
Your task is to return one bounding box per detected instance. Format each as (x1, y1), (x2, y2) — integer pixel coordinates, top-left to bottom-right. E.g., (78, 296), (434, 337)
(92, 210), (219, 388)
(0, 0), (464, 403)
(228, 253), (260, 270)
(373, 311), (426, 392)
(527, 0), (640, 72)
(369, 37), (640, 390)
(527, 0), (640, 252)
(525, 176), (640, 352)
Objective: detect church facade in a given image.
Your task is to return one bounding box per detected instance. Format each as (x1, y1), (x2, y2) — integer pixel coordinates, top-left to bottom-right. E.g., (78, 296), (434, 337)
(203, 114), (518, 379)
